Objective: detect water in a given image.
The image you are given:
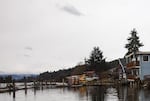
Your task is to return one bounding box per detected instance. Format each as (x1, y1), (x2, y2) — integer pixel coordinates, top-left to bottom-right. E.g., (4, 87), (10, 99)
(0, 86), (150, 101)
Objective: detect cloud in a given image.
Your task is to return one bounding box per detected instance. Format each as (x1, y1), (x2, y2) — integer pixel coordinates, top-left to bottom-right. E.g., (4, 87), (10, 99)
(59, 4), (83, 16)
(24, 46), (32, 57)
(24, 54), (31, 57)
(25, 46), (32, 51)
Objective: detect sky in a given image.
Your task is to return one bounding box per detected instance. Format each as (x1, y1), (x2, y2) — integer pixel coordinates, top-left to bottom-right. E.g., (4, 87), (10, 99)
(0, 0), (150, 74)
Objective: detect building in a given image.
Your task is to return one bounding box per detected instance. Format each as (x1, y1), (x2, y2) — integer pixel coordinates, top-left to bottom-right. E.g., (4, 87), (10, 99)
(66, 75), (80, 86)
(66, 71), (99, 86)
(125, 51), (150, 81)
(84, 71), (99, 82)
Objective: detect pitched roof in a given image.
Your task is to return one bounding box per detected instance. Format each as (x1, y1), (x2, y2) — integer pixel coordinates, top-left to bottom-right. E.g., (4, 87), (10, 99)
(125, 51), (150, 58)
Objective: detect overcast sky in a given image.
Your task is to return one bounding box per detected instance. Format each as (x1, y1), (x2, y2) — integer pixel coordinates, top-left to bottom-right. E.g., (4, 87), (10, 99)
(0, 0), (150, 74)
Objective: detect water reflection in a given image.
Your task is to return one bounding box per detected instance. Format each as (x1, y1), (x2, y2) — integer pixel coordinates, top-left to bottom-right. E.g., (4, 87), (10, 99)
(68, 86), (118, 101)
(89, 86), (105, 101)
(74, 86), (150, 101)
(0, 85), (150, 101)
(117, 86), (150, 101)
(105, 87), (119, 101)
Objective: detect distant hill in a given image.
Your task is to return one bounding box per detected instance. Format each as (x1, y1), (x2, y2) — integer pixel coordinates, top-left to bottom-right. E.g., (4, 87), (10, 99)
(39, 65), (87, 82)
(0, 74), (38, 80)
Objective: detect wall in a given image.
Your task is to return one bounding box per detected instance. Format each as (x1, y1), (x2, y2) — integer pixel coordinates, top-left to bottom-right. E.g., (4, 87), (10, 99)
(139, 55), (150, 80)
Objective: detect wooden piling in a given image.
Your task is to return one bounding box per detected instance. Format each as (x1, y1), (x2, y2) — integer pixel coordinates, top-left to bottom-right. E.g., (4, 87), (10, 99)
(12, 80), (15, 98)
(24, 77), (27, 89)
(24, 77), (27, 94)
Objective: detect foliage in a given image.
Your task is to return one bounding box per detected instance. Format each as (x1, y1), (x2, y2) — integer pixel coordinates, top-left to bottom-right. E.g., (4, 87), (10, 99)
(86, 46), (108, 72)
(87, 47), (105, 65)
(4, 75), (12, 83)
(38, 65), (87, 82)
(39, 69), (72, 82)
(71, 65), (86, 75)
(125, 28), (143, 55)
(0, 76), (4, 83)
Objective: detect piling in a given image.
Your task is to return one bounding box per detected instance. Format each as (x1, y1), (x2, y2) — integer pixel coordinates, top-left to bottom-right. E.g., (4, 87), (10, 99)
(24, 77), (27, 89)
(12, 80), (16, 98)
(24, 77), (27, 95)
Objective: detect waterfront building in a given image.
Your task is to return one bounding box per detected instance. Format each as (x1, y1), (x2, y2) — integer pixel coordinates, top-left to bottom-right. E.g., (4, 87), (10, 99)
(66, 71), (99, 86)
(125, 51), (150, 81)
(66, 75), (80, 85)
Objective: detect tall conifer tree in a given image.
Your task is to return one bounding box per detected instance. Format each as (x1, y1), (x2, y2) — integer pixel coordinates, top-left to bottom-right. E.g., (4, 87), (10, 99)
(87, 47), (105, 65)
(125, 28), (143, 56)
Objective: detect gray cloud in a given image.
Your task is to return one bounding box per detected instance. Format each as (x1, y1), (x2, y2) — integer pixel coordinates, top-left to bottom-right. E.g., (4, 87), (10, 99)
(24, 46), (32, 57)
(25, 46), (32, 51)
(61, 5), (83, 16)
(24, 54), (31, 57)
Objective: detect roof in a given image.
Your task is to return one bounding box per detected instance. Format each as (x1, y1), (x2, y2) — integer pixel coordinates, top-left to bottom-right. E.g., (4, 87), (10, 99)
(84, 71), (95, 74)
(125, 51), (150, 58)
(66, 75), (80, 79)
(136, 51), (150, 55)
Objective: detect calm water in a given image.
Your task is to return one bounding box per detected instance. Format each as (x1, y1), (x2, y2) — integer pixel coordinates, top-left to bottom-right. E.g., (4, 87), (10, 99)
(0, 86), (150, 101)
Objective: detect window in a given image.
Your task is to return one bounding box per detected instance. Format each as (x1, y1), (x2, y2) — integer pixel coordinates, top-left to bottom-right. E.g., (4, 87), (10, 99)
(143, 55), (149, 61)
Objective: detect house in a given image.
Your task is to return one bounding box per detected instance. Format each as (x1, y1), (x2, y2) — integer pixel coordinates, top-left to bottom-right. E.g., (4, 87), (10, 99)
(125, 51), (150, 81)
(66, 75), (80, 86)
(84, 71), (99, 82)
(66, 71), (99, 86)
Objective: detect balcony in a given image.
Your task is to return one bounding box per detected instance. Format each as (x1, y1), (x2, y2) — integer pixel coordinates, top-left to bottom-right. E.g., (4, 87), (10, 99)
(127, 74), (139, 80)
(126, 61), (140, 69)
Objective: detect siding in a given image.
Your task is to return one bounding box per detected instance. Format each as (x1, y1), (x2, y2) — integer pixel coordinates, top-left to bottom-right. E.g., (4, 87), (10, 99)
(139, 55), (150, 80)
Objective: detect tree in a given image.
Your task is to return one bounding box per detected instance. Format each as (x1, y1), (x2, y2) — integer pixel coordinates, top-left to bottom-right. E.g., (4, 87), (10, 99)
(5, 75), (13, 83)
(86, 47), (108, 72)
(0, 76), (4, 83)
(87, 47), (105, 65)
(125, 28), (143, 55)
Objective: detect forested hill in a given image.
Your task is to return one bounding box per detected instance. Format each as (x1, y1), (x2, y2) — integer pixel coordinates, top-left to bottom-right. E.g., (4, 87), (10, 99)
(39, 65), (87, 81)
(39, 58), (126, 82)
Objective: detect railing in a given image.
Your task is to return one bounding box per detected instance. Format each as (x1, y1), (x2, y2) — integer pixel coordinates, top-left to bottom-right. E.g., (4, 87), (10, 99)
(127, 75), (139, 80)
(126, 61), (140, 69)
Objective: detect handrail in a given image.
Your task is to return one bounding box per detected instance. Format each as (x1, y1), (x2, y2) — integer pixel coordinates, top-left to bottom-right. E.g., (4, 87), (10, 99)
(118, 59), (127, 79)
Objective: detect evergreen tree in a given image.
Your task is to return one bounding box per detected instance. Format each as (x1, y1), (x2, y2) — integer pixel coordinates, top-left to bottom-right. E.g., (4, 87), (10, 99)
(87, 46), (105, 65)
(86, 46), (107, 72)
(125, 28), (143, 55)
